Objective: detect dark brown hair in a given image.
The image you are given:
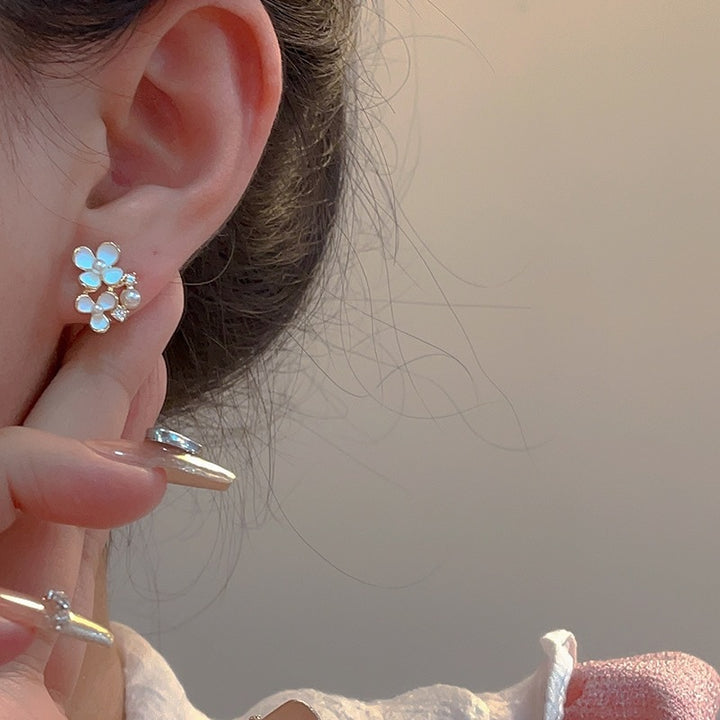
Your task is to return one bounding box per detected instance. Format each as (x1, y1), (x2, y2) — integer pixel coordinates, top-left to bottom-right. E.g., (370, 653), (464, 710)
(0, 1), (358, 415)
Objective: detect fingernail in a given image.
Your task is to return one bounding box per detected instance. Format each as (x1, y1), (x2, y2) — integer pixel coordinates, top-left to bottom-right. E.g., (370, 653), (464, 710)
(84, 439), (236, 491)
(0, 588), (113, 648)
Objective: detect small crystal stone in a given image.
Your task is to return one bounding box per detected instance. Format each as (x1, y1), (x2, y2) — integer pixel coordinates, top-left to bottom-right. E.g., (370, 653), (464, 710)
(51, 607), (71, 630)
(111, 307), (130, 323)
(44, 590), (71, 629)
(124, 272), (138, 287)
(46, 590), (70, 609)
(121, 288), (142, 310)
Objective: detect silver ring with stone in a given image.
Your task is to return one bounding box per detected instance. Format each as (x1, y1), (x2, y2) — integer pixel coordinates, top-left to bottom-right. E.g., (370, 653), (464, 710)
(0, 587), (114, 647)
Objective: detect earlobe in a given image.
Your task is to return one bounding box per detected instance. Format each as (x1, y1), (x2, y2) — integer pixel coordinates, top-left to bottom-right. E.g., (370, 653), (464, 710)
(71, 0), (282, 318)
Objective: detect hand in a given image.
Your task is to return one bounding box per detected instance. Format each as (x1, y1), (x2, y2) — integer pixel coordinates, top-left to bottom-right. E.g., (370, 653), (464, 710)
(0, 279), (184, 719)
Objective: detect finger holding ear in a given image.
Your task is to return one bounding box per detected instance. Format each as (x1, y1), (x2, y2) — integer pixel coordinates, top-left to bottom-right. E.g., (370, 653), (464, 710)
(0, 278), (184, 597)
(0, 279), (184, 700)
(33, 278), (184, 438)
(123, 355), (168, 442)
(0, 278), (183, 569)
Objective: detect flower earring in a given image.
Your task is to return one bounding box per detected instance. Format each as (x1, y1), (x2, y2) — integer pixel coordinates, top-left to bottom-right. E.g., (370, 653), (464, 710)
(73, 242), (142, 334)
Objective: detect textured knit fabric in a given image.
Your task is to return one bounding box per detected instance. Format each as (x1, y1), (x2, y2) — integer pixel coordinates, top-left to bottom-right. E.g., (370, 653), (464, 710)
(565, 652), (720, 720)
(113, 624), (720, 720)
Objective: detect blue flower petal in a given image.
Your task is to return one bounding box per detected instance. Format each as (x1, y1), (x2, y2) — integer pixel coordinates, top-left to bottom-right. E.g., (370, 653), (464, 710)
(103, 267), (124, 286)
(90, 314), (110, 334)
(97, 292), (118, 312)
(79, 271), (102, 291)
(75, 295), (95, 314)
(73, 246), (95, 271)
(97, 242), (120, 267)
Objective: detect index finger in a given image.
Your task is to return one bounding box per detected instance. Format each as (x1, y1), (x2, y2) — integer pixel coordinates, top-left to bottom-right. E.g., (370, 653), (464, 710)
(25, 278), (184, 440)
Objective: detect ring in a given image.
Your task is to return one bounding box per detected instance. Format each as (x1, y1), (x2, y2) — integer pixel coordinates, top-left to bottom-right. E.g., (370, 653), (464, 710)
(89, 430), (236, 492)
(145, 427), (203, 456)
(0, 588), (114, 647)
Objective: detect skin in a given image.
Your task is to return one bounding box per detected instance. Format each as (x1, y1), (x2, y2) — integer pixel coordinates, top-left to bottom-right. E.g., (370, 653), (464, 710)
(0, 2), (282, 718)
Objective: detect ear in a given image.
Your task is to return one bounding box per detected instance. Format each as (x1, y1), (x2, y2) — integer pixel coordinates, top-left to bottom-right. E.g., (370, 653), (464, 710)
(62, 0), (282, 322)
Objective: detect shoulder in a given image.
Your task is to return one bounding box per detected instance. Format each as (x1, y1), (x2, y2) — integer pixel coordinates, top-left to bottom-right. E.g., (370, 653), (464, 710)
(246, 685), (490, 720)
(113, 624), (720, 720)
(243, 630), (576, 720)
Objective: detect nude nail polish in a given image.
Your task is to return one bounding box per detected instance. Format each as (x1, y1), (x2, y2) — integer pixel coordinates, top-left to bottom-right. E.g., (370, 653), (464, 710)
(85, 439), (236, 491)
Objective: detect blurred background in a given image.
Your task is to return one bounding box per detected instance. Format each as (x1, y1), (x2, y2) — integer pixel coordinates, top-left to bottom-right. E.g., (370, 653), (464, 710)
(111, 2), (720, 717)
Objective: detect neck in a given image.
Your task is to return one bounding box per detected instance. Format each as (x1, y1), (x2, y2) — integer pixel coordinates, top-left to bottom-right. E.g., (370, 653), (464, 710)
(67, 545), (125, 720)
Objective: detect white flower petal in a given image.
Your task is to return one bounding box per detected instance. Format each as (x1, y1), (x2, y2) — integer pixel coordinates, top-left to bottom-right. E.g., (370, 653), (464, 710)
(90, 314), (111, 334)
(97, 242), (120, 267)
(79, 271), (102, 291)
(102, 267), (125, 286)
(73, 246), (96, 271)
(97, 291), (118, 312)
(75, 294), (95, 314)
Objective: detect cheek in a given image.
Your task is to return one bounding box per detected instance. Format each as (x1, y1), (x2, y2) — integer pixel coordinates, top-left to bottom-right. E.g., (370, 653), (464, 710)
(0, 94), (92, 426)
(0, 264), (62, 425)
(0, 175), (68, 426)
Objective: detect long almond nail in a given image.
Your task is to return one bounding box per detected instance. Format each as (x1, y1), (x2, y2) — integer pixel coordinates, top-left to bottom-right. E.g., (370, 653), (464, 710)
(84, 440), (236, 491)
(0, 588), (113, 647)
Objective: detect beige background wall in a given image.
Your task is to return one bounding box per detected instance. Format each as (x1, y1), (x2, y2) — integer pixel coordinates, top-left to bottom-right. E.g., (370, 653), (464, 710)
(111, 3), (720, 717)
